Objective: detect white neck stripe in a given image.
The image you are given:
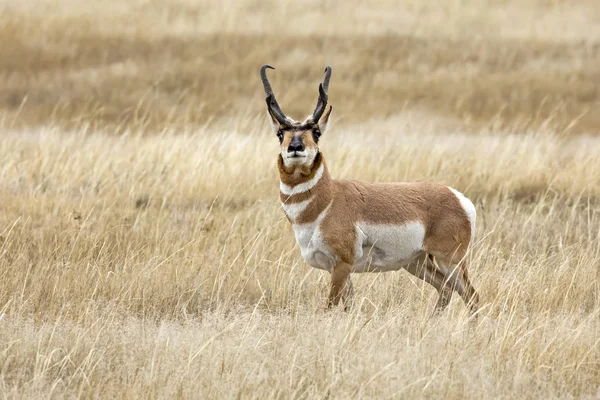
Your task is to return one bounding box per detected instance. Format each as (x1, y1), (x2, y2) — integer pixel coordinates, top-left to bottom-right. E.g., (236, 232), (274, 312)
(282, 198), (313, 221)
(280, 164), (324, 196)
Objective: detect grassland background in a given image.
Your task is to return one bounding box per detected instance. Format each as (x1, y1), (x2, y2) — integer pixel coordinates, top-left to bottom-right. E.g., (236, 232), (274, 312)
(0, 0), (599, 398)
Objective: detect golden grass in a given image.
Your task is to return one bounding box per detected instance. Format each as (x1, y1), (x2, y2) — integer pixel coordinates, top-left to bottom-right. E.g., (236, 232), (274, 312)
(0, 0), (599, 133)
(1, 0), (599, 398)
(0, 125), (599, 398)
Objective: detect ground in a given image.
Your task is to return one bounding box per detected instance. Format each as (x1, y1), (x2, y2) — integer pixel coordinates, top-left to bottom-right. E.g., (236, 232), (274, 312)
(0, 0), (599, 398)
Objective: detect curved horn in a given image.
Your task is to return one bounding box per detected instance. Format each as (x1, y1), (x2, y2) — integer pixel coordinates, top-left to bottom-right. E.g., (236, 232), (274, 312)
(311, 66), (332, 123)
(260, 65), (289, 126)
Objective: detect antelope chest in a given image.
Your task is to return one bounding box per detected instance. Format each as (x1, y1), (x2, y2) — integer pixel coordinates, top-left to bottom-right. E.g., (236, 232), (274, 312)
(290, 221), (335, 271)
(282, 201), (335, 271)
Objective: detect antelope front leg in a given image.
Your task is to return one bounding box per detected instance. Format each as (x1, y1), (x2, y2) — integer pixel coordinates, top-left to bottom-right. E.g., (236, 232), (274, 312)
(327, 262), (352, 309)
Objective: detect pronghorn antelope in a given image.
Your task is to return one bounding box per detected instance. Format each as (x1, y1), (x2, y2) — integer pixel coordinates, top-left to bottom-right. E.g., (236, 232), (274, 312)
(261, 65), (480, 314)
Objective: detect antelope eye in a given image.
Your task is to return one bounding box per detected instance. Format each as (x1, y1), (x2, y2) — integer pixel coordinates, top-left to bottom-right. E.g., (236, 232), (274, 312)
(313, 130), (321, 141)
(277, 131), (283, 143)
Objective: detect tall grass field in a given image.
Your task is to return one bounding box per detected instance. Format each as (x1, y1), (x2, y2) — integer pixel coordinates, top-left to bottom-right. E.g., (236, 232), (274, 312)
(0, 0), (599, 398)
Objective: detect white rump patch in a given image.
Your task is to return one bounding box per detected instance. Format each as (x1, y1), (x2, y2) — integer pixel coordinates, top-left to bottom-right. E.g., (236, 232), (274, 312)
(353, 221), (426, 272)
(281, 198), (312, 221)
(280, 164), (324, 195)
(447, 187), (477, 241)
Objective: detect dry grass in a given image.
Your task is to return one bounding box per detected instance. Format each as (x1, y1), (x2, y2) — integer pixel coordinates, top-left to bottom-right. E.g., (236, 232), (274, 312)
(1, 0), (599, 133)
(1, 126), (599, 398)
(1, 0), (600, 399)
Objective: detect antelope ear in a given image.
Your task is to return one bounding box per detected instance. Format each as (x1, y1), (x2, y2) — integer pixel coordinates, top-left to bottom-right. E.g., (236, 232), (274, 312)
(266, 107), (281, 135)
(318, 105), (333, 133)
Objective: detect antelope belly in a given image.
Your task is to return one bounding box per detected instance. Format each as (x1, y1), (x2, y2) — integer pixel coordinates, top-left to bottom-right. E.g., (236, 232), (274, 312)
(353, 222), (425, 272)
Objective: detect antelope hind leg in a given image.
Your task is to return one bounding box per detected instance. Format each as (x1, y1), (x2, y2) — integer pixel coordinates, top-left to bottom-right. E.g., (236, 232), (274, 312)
(404, 253), (454, 312)
(434, 256), (480, 315)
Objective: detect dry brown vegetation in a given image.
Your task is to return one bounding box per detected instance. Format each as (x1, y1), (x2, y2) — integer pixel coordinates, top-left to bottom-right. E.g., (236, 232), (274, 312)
(1, 0), (600, 133)
(1, 0), (599, 399)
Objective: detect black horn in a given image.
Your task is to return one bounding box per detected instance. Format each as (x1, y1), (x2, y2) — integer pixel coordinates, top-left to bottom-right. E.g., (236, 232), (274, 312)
(311, 66), (332, 123)
(260, 65), (290, 126)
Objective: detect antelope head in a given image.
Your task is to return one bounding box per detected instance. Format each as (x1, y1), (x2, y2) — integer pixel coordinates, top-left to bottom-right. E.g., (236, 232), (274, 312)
(261, 65), (333, 170)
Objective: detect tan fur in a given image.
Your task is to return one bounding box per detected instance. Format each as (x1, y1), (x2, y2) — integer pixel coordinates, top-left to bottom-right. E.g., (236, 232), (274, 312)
(277, 151), (321, 186)
(280, 188), (313, 204)
(264, 65), (478, 314)
(279, 156), (471, 263)
(327, 262), (352, 309)
(278, 153), (479, 314)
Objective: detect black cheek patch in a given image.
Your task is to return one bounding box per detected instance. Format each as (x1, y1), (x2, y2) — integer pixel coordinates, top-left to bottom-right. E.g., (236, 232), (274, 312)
(313, 151), (321, 164)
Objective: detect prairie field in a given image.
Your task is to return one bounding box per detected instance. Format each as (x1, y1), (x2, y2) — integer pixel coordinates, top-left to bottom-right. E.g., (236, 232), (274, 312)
(0, 0), (600, 399)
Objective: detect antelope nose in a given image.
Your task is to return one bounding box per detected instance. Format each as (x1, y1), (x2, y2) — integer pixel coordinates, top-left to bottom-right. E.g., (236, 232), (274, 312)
(288, 141), (304, 153)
